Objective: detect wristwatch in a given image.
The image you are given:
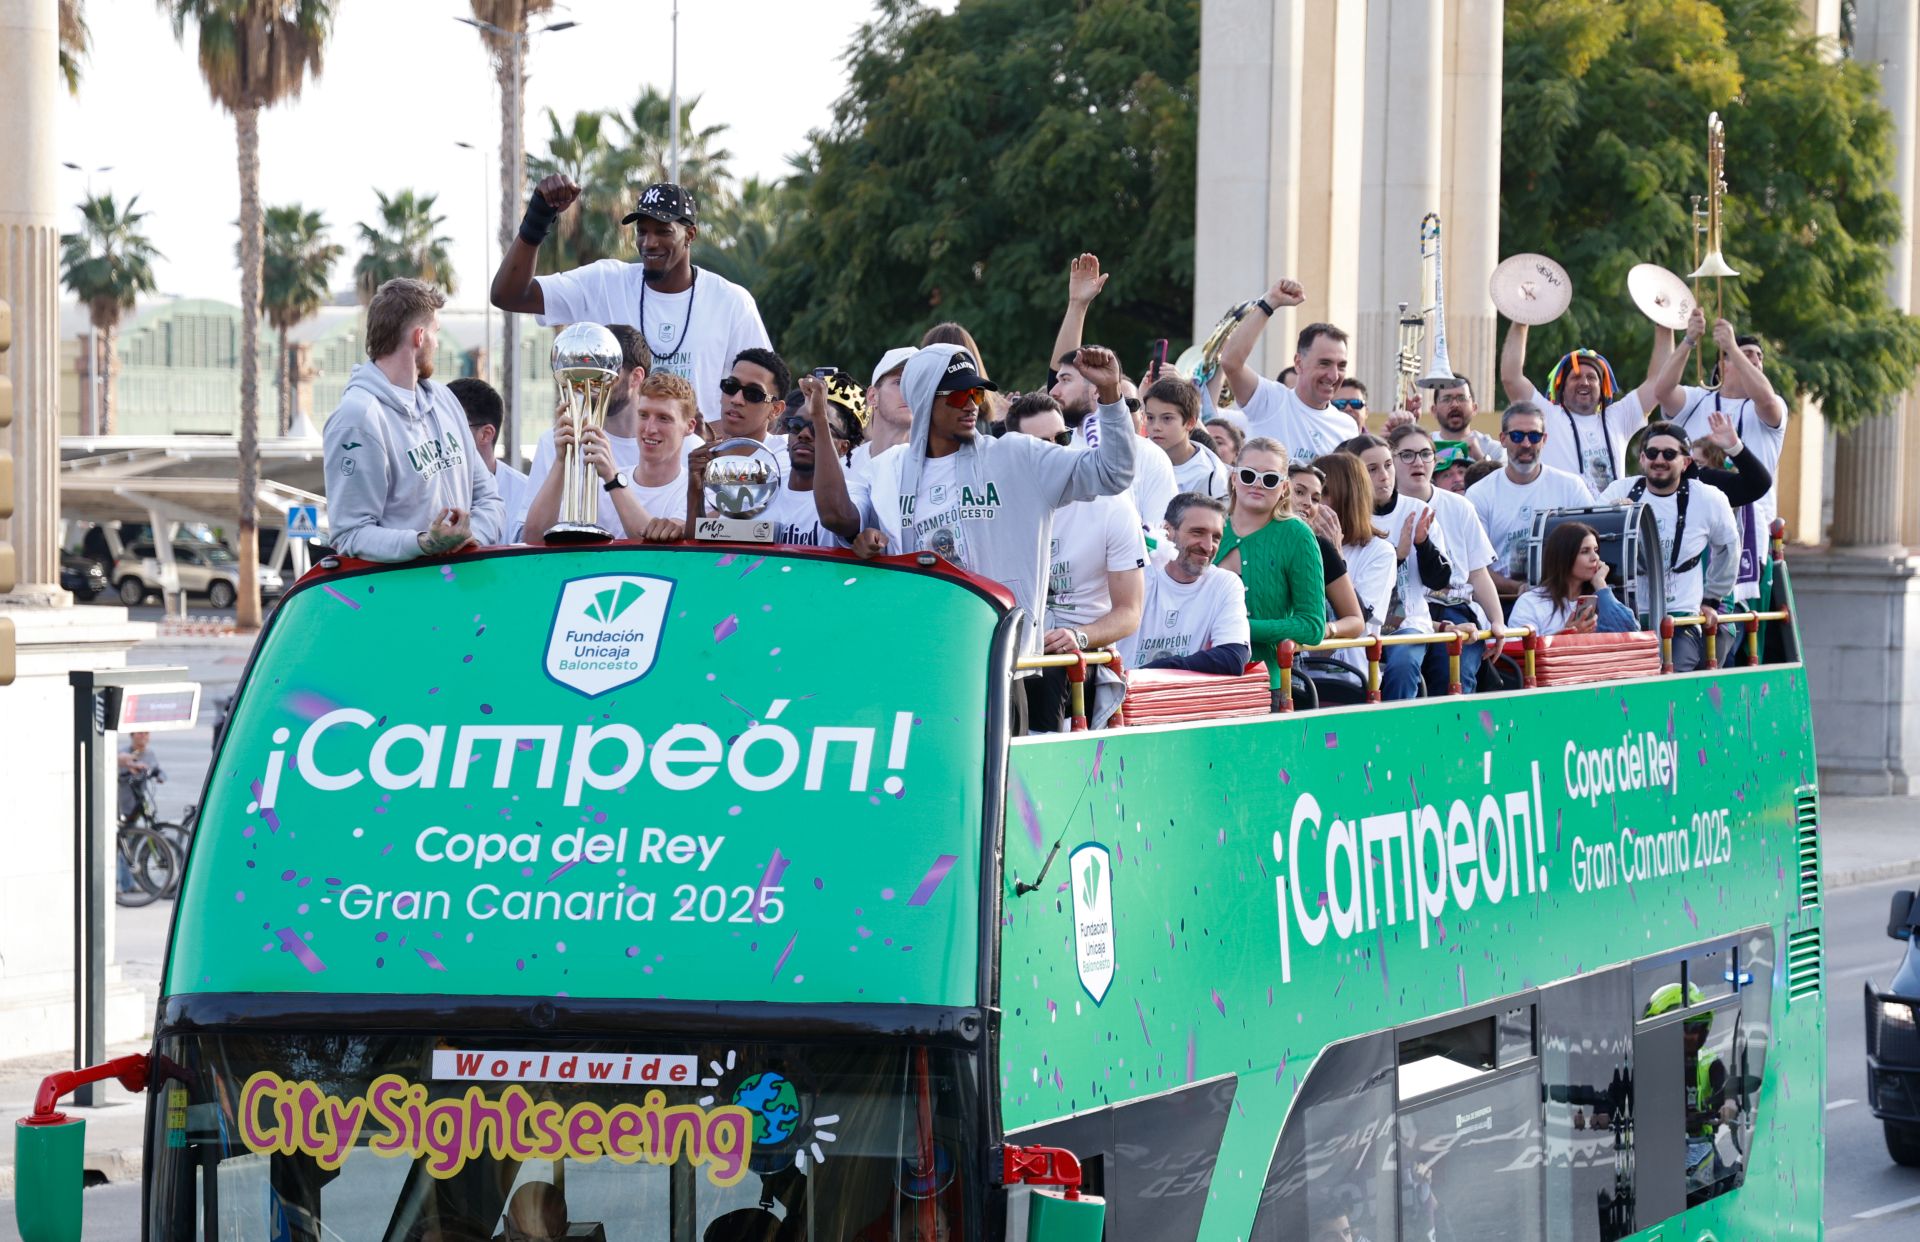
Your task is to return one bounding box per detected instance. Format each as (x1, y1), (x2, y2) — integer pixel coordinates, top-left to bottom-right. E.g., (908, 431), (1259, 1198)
(1073, 629), (1090, 651)
(604, 470), (630, 492)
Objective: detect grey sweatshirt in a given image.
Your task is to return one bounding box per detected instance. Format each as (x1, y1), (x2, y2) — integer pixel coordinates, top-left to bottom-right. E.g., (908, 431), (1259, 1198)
(857, 344), (1137, 653)
(323, 362), (504, 562)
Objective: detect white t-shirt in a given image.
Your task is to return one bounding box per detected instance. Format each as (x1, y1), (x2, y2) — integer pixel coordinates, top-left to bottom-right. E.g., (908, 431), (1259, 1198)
(1239, 376), (1357, 465)
(526, 430), (687, 538)
(1465, 465), (1596, 579)
(760, 483), (837, 548)
(1120, 563), (1250, 668)
(1334, 536), (1399, 675)
(534, 262), (771, 425)
(1669, 385), (1787, 600)
(1077, 420), (1177, 538)
(1044, 493), (1148, 629)
(1420, 486), (1498, 611)
(1374, 493), (1442, 633)
(1598, 475), (1740, 615)
(1506, 589), (1581, 638)
(1167, 441), (1230, 501)
(492, 460), (532, 544)
(907, 454), (975, 571)
(1535, 389), (1646, 493)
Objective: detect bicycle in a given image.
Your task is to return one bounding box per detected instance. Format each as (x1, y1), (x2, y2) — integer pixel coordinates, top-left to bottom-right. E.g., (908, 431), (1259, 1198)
(117, 767), (184, 906)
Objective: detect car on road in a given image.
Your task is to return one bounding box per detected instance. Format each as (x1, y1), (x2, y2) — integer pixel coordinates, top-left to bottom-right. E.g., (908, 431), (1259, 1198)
(1867, 889), (1920, 1165)
(61, 552), (109, 600)
(112, 540), (284, 609)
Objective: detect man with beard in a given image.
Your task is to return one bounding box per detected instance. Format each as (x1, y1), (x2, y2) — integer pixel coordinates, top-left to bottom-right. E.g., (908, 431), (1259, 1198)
(1391, 373), (1504, 463)
(1500, 318), (1669, 492)
(323, 278), (502, 560)
(1217, 277), (1364, 465)
(1119, 492), (1251, 675)
(1387, 423), (1506, 693)
(852, 344), (1137, 697)
(1599, 422), (1740, 672)
(489, 177), (770, 427)
(1464, 403), (1595, 593)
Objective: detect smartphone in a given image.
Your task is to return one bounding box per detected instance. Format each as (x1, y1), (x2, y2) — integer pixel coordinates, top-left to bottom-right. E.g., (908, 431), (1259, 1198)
(1149, 338), (1169, 381)
(811, 366), (836, 379)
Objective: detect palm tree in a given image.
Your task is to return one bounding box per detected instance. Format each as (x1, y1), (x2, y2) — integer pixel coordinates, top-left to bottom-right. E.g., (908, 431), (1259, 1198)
(59, 193), (160, 435)
(59, 0), (90, 94)
(259, 205), (341, 433)
(527, 108), (624, 272)
(609, 87), (734, 219)
(160, 0), (334, 632)
(353, 190), (457, 304)
(693, 176), (799, 294)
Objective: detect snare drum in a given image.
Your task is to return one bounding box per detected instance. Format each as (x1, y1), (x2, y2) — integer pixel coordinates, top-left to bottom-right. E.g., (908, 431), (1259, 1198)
(1525, 504), (1667, 628)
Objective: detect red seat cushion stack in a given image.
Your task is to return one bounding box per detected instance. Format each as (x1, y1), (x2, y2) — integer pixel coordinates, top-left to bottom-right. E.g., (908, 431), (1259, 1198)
(1120, 664), (1272, 725)
(1502, 631), (1663, 685)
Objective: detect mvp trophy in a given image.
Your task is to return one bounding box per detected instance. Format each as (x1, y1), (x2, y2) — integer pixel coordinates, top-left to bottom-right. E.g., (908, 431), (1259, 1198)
(544, 322), (624, 544)
(693, 438), (781, 543)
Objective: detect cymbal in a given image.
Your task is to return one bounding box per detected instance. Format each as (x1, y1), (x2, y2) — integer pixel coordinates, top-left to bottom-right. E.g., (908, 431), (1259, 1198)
(1489, 254), (1573, 325)
(1627, 263), (1696, 330)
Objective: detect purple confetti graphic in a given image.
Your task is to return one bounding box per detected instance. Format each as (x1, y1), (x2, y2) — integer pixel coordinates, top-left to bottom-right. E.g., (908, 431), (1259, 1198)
(1012, 778), (1044, 850)
(1134, 998), (1153, 1046)
(1479, 709), (1496, 739)
(248, 780), (282, 832)
(1211, 989), (1227, 1017)
(1186, 1028), (1198, 1083)
(275, 928), (326, 974)
(754, 849), (791, 919)
(320, 586), (362, 610)
(415, 948), (448, 972)
(714, 615), (739, 642)
(907, 855), (958, 906)
(772, 932), (799, 981)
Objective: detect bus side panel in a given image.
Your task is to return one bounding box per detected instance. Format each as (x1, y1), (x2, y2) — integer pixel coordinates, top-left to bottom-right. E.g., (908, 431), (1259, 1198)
(997, 668), (1818, 1240)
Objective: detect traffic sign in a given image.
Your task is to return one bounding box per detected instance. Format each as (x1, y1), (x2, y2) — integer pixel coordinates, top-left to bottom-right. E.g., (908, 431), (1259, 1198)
(288, 504), (320, 540)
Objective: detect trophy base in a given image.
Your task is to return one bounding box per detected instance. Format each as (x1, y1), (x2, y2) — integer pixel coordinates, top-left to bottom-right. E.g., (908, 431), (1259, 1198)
(544, 522), (616, 545)
(694, 516), (775, 543)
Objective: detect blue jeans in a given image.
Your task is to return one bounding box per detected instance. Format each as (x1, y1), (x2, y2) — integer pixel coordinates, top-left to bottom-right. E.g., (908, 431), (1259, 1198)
(1381, 632), (1425, 701)
(1422, 603), (1484, 695)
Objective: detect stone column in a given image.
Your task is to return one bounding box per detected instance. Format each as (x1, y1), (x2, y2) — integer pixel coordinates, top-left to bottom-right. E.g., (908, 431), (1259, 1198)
(1356, 0), (1445, 403)
(1292, 0), (1367, 348)
(1441, 0), (1503, 402)
(0, 0), (63, 600)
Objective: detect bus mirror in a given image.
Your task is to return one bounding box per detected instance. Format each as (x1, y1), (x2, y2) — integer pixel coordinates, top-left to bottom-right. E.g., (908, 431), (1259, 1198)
(1890, 890), (1916, 940)
(1025, 1188), (1107, 1242)
(13, 1116), (85, 1242)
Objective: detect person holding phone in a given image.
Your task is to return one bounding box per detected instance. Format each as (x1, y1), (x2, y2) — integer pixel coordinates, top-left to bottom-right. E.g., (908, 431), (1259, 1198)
(1506, 521), (1638, 637)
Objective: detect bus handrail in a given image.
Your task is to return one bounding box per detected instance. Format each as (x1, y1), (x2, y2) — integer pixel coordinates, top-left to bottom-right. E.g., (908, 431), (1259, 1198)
(1660, 609), (1792, 673)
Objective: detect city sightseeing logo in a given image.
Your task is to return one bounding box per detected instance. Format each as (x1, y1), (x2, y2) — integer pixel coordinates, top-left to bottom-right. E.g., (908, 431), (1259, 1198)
(544, 574), (674, 697)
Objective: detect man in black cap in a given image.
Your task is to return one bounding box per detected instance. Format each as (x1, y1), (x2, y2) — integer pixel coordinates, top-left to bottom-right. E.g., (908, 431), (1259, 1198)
(489, 173), (772, 428)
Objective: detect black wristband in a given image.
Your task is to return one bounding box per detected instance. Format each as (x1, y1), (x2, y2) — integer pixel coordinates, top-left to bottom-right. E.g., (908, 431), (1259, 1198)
(518, 191), (559, 247)
(1254, 297), (1276, 316)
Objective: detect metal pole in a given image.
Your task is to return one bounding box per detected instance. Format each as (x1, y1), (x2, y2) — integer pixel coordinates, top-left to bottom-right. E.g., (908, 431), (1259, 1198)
(669, 0), (681, 185)
(503, 31), (526, 466)
(69, 671), (107, 1106)
(482, 145), (493, 393)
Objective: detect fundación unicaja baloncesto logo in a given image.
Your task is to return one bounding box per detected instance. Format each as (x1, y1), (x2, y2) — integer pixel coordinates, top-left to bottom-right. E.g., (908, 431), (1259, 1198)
(544, 574), (675, 697)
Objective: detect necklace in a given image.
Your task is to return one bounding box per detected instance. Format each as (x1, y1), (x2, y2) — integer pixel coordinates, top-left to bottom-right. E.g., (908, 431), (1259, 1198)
(638, 267), (697, 363)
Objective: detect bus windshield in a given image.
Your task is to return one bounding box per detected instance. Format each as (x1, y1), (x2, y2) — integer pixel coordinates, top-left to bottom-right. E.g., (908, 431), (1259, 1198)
(146, 1029), (979, 1242)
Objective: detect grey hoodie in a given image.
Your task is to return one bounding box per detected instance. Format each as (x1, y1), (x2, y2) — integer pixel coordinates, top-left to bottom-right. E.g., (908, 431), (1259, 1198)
(857, 344), (1136, 652)
(323, 362), (503, 562)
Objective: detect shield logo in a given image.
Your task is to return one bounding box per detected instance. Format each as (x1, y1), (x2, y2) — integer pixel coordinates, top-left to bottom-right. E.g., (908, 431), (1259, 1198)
(544, 574), (675, 697)
(1068, 842), (1115, 1005)
(1164, 608), (1180, 630)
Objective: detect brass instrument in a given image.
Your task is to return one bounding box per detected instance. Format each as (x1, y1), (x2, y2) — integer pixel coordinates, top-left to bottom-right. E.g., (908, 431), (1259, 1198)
(1688, 112), (1739, 388)
(1394, 299), (1424, 412)
(545, 322), (624, 544)
(1176, 301), (1251, 407)
(1415, 212), (1456, 390)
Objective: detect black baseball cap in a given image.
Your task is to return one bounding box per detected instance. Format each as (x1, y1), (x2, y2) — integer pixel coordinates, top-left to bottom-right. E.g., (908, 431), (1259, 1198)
(937, 349), (998, 394)
(622, 182), (697, 226)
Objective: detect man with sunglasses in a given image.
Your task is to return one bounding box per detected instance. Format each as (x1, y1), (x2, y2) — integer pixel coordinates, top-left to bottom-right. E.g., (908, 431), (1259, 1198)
(1464, 404), (1597, 594)
(1599, 422), (1740, 671)
(712, 348), (793, 469)
(490, 175), (771, 427)
(1499, 317), (1669, 492)
(753, 370), (868, 548)
(1332, 379), (1369, 432)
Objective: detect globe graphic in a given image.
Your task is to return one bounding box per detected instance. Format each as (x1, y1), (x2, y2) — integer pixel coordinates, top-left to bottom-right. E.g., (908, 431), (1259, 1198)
(732, 1071), (803, 1147)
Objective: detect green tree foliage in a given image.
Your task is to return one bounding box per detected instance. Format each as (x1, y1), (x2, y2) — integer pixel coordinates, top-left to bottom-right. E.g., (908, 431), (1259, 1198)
(694, 173), (804, 296)
(354, 189), (457, 304)
(1502, 0), (1920, 427)
(756, 0), (1198, 387)
(258, 204), (342, 432)
(59, 192), (161, 434)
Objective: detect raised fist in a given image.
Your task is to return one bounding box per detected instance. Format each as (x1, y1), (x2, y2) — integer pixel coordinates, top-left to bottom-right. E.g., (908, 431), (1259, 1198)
(1072, 346), (1124, 405)
(535, 174), (582, 214)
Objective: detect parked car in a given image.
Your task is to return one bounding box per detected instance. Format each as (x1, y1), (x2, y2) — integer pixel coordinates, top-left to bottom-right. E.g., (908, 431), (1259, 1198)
(112, 541), (284, 609)
(1868, 889), (1920, 1165)
(61, 553), (109, 601)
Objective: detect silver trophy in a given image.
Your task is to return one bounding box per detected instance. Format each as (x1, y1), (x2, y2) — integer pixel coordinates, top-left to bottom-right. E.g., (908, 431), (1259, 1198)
(693, 437), (780, 543)
(545, 323), (624, 544)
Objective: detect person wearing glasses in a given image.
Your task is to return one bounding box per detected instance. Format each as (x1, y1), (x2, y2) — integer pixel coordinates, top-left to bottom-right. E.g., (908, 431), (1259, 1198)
(751, 370), (869, 548)
(1464, 403), (1596, 595)
(1599, 422), (1740, 672)
(491, 176), (770, 427)
(1331, 378), (1369, 432)
(1499, 310), (1668, 493)
(709, 347), (793, 471)
(1385, 423), (1508, 693)
(1214, 437), (1327, 710)
(448, 377), (530, 543)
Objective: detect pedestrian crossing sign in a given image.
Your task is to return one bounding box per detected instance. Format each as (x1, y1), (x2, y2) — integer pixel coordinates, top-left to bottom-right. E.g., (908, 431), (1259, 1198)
(288, 504), (320, 539)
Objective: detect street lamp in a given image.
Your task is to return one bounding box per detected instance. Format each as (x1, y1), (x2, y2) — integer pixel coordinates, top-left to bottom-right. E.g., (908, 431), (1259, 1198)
(454, 140), (493, 393)
(669, 1), (681, 185)
(454, 13), (580, 467)
(62, 161), (115, 435)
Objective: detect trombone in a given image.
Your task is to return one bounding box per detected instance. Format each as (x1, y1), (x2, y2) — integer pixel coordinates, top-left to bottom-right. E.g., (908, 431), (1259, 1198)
(1687, 112), (1738, 388)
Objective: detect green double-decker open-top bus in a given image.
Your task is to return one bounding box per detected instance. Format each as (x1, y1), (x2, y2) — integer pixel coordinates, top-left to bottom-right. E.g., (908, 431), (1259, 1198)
(16, 541), (1824, 1241)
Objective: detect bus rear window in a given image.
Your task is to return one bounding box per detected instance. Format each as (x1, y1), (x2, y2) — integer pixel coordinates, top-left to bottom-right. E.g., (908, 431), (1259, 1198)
(145, 1031), (980, 1242)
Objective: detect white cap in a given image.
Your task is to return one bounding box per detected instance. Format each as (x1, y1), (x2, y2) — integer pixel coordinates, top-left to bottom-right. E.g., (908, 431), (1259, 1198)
(871, 347), (917, 387)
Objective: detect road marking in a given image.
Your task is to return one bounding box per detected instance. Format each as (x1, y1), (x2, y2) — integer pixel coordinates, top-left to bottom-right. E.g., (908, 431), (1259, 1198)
(1854, 1192), (1920, 1220)
(1828, 1097), (1860, 1111)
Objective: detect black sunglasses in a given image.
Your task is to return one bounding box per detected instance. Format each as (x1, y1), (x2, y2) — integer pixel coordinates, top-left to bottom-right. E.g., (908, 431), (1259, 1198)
(1642, 446), (1683, 462)
(779, 412), (851, 440)
(1505, 430), (1544, 445)
(719, 376), (775, 404)
(1235, 467), (1285, 489)
(1051, 430), (1072, 446)
(1123, 397), (1142, 414)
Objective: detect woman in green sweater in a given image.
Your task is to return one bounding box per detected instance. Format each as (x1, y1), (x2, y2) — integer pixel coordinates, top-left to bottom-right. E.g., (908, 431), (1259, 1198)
(1214, 436), (1327, 709)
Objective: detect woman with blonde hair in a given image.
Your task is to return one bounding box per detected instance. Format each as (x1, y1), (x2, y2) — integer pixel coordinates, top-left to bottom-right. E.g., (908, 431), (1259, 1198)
(1214, 435), (1325, 710)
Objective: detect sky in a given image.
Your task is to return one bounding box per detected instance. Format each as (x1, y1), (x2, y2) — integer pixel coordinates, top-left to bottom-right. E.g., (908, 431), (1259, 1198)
(55, 0), (946, 309)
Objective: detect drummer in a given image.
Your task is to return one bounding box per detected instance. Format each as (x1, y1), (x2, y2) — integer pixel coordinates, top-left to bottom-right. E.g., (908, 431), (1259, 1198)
(1647, 305), (1788, 604)
(1497, 319), (1668, 495)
